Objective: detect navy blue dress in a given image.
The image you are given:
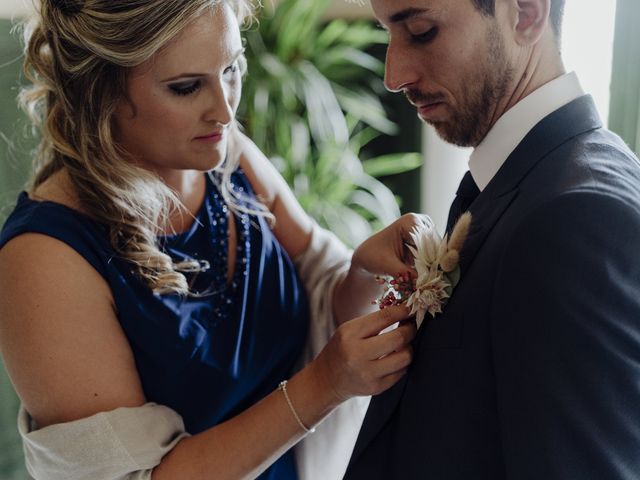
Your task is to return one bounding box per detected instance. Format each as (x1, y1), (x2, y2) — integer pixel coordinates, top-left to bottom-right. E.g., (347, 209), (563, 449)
(0, 169), (309, 479)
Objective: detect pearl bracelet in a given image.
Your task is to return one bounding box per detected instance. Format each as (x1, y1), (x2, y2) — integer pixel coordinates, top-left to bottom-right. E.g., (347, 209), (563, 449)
(278, 380), (316, 434)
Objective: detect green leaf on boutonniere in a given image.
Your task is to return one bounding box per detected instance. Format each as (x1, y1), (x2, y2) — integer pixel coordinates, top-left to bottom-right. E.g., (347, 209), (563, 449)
(446, 266), (461, 289)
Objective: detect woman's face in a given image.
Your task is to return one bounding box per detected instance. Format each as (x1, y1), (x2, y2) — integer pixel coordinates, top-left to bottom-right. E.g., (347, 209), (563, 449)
(113, 3), (244, 177)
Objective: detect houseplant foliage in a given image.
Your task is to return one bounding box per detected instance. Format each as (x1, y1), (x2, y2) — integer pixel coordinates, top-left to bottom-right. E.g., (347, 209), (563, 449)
(239, 0), (422, 246)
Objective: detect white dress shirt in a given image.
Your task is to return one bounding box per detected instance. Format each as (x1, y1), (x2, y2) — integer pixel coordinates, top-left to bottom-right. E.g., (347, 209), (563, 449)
(469, 72), (586, 191)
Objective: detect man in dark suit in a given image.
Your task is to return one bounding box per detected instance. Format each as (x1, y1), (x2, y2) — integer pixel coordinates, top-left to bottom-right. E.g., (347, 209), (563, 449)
(345, 0), (640, 478)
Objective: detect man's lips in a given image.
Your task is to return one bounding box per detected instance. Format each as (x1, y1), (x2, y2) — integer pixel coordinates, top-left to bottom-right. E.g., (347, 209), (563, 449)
(405, 91), (447, 119)
(417, 101), (446, 119)
(405, 90), (445, 106)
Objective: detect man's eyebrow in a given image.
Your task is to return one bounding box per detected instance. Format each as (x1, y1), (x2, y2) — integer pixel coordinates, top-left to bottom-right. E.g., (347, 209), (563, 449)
(389, 7), (430, 24)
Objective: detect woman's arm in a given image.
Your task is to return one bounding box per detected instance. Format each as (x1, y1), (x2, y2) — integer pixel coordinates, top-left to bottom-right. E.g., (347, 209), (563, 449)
(0, 233), (146, 427)
(0, 233), (414, 480)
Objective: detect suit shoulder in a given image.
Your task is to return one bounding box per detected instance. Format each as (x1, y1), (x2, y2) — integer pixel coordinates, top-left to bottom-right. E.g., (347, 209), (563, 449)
(519, 127), (640, 212)
(499, 190), (640, 277)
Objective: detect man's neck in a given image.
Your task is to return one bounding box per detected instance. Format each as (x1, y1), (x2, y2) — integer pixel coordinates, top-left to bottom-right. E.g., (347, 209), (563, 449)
(469, 71), (586, 192)
(487, 39), (566, 136)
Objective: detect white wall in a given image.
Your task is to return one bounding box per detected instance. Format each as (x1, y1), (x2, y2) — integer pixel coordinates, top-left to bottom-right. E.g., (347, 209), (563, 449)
(421, 129), (471, 232)
(562, 0), (617, 124)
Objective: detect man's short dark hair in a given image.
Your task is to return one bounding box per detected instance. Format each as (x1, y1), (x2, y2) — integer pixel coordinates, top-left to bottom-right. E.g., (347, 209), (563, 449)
(471, 0), (566, 37)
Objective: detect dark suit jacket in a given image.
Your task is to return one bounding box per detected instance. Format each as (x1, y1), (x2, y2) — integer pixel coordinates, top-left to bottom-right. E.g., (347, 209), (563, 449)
(345, 96), (640, 480)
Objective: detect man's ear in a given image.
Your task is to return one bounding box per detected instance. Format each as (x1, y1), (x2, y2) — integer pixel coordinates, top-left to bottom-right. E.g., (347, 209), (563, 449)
(514, 0), (551, 45)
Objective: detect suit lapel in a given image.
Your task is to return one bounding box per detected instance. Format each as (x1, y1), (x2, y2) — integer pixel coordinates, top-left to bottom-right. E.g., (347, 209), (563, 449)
(346, 95), (602, 473)
(459, 189), (518, 274)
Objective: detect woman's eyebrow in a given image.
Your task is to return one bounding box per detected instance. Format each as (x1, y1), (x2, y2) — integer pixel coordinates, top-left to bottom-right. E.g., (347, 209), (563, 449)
(161, 47), (245, 82)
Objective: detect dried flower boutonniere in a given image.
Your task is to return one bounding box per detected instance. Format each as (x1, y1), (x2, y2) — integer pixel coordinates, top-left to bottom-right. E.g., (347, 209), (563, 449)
(376, 213), (473, 328)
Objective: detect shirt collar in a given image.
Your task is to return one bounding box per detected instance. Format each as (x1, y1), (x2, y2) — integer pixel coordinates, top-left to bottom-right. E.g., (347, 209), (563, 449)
(469, 72), (585, 191)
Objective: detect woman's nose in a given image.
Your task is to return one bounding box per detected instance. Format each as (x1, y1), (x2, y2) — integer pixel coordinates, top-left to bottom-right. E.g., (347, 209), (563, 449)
(202, 82), (234, 126)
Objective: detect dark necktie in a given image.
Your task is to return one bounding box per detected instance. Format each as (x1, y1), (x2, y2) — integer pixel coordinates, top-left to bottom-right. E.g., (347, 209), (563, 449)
(446, 171), (480, 234)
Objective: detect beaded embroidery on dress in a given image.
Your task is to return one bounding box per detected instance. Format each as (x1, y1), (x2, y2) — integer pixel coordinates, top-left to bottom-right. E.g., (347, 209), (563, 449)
(162, 170), (252, 324)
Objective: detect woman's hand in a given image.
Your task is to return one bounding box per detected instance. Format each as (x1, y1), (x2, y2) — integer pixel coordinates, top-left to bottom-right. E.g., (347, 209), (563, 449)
(311, 305), (416, 403)
(352, 213), (434, 277)
(333, 214), (432, 325)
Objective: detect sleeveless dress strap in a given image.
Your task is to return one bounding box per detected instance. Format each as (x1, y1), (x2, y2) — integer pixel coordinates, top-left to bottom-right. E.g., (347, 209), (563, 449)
(0, 193), (110, 277)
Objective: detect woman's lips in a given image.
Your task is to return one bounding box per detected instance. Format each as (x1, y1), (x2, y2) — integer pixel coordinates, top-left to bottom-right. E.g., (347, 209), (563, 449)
(194, 131), (224, 143)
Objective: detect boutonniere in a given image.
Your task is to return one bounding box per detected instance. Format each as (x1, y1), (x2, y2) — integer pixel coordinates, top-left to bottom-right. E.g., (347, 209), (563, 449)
(376, 213), (472, 328)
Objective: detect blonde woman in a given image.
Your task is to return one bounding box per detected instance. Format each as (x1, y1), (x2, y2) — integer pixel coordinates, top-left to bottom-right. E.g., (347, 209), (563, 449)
(0, 0), (421, 479)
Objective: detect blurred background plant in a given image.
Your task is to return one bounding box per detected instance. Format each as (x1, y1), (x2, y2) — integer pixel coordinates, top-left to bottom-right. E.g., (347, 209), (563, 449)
(239, 0), (422, 246)
(0, 21), (31, 480)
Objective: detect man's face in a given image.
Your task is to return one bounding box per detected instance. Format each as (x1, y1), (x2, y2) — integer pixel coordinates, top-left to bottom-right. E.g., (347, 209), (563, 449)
(372, 0), (516, 147)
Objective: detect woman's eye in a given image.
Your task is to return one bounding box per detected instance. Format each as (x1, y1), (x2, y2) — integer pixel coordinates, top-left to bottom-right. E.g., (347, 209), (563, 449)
(411, 27), (438, 44)
(168, 80), (201, 96)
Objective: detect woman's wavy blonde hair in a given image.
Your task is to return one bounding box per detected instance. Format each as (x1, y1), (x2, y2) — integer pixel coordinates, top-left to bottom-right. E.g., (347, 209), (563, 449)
(20, 0), (258, 295)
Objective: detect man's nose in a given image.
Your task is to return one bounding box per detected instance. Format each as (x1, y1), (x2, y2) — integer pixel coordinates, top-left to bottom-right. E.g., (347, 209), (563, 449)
(384, 43), (419, 93)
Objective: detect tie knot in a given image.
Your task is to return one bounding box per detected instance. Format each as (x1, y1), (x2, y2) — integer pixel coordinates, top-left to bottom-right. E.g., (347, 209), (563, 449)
(457, 171), (480, 200)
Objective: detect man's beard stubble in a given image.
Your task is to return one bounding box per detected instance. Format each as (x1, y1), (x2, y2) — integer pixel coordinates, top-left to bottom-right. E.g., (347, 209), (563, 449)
(406, 24), (515, 148)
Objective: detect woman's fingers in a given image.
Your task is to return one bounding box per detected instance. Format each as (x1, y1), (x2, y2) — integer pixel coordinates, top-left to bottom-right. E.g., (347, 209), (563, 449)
(352, 213), (435, 277)
(375, 345), (414, 376)
(400, 213), (434, 239)
(355, 304), (413, 339)
(315, 305), (417, 400)
(366, 347), (414, 395)
(364, 321), (416, 360)
(367, 371), (406, 396)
